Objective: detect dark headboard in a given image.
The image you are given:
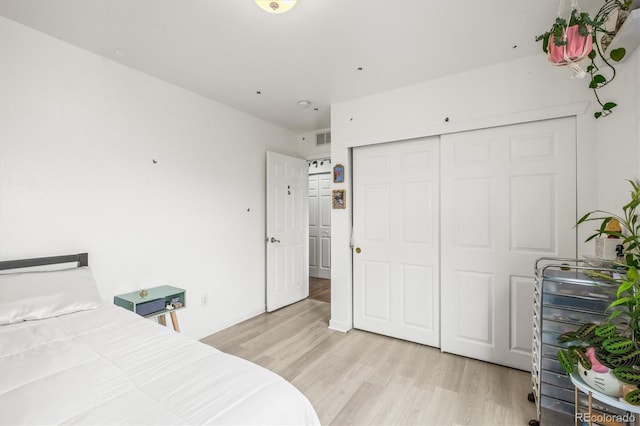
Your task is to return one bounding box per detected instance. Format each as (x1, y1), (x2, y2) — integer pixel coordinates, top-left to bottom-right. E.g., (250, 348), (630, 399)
(0, 253), (88, 271)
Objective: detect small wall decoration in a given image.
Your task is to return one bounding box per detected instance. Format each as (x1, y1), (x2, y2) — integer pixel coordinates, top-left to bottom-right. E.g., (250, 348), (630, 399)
(333, 164), (345, 183)
(332, 189), (346, 209)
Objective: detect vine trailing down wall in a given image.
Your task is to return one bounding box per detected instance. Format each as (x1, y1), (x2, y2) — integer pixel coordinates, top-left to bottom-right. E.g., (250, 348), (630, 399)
(536, 0), (634, 118)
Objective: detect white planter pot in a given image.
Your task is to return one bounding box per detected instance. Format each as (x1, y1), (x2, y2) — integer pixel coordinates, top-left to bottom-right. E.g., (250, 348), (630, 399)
(578, 363), (624, 397)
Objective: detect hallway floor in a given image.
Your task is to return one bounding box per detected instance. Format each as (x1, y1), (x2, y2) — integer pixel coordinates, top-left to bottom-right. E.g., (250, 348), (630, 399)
(309, 277), (330, 303)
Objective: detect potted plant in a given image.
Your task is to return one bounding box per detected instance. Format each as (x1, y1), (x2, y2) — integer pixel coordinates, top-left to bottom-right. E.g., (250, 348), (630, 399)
(535, 7), (594, 66)
(557, 180), (640, 404)
(536, 0), (632, 118)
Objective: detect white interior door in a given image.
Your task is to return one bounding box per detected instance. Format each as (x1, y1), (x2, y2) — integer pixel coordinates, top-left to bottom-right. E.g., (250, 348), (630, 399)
(309, 173), (331, 279)
(440, 117), (577, 370)
(353, 137), (440, 347)
(266, 151), (309, 312)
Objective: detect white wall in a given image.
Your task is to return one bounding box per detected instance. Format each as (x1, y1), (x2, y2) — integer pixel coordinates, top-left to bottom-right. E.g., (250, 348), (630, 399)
(595, 48), (640, 212)
(0, 17), (300, 339)
(296, 129), (331, 160)
(330, 51), (640, 332)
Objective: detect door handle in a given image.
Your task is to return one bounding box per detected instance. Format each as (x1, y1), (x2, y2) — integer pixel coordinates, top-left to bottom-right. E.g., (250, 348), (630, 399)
(355, 247), (361, 254)
(269, 237), (281, 243)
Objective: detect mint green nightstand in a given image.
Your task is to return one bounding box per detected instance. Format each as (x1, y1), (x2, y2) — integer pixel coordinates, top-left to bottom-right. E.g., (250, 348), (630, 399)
(114, 285), (185, 332)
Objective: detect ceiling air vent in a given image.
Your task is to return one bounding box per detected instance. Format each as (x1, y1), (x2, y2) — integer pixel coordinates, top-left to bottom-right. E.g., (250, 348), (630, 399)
(316, 131), (331, 146)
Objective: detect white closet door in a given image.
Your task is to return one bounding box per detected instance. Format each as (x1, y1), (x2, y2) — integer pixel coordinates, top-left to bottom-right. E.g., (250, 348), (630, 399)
(440, 117), (576, 370)
(318, 173), (332, 279)
(309, 173), (331, 279)
(309, 174), (320, 278)
(353, 137), (440, 347)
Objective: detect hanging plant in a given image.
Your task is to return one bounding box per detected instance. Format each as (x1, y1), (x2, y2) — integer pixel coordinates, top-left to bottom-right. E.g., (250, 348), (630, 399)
(536, 0), (631, 118)
(537, 8), (595, 68)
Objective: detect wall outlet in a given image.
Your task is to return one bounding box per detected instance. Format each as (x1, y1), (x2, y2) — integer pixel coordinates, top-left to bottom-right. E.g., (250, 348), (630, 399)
(201, 293), (209, 307)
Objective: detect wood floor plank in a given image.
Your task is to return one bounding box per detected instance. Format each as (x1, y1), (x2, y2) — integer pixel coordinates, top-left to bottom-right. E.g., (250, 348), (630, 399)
(330, 381), (384, 425)
(314, 362), (375, 425)
(423, 386), (459, 425)
(454, 359), (488, 424)
(309, 277), (331, 303)
(369, 376), (431, 425)
(201, 299), (537, 425)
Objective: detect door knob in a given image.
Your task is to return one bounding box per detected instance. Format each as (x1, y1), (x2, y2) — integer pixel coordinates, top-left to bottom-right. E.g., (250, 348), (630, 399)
(269, 237), (281, 243)
(355, 247), (361, 254)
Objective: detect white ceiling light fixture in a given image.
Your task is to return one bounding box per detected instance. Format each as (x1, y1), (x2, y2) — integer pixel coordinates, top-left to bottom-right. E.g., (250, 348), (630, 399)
(297, 100), (312, 109)
(255, 0), (297, 14)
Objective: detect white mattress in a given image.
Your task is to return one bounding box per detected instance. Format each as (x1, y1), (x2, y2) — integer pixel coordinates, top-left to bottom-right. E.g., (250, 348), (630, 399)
(0, 304), (320, 425)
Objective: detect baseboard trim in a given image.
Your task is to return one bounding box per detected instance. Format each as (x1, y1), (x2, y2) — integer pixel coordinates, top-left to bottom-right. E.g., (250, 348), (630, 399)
(195, 306), (265, 340)
(329, 319), (352, 333)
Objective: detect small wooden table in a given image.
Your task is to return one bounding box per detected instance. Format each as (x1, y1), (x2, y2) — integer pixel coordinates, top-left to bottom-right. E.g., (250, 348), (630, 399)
(156, 309), (181, 332)
(570, 372), (640, 426)
(114, 285), (186, 332)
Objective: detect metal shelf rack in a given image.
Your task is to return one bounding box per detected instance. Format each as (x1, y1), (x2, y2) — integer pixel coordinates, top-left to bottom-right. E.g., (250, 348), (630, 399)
(530, 257), (629, 426)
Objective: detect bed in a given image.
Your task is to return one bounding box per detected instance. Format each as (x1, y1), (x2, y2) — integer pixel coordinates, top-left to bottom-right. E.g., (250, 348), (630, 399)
(0, 253), (320, 425)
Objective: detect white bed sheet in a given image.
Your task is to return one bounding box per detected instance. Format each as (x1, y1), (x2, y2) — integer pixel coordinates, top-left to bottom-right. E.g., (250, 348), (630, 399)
(0, 305), (320, 425)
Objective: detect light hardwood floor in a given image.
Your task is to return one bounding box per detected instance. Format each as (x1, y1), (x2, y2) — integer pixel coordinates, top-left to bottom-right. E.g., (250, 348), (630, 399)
(201, 299), (536, 425)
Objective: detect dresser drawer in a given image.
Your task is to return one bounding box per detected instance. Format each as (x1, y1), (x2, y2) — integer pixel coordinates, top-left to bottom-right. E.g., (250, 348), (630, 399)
(540, 395), (574, 426)
(541, 381), (574, 403)
(542, 278), (616, 299)
(542, 293), (610, 313)
(541, 355), (566, 375)
(542, 305), (608, 325)
(541, 369), (572, 389)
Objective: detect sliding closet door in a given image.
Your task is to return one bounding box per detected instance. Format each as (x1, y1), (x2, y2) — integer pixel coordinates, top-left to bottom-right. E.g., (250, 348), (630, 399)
(353, 137), (440, 347)
(440, 117), (576, 370)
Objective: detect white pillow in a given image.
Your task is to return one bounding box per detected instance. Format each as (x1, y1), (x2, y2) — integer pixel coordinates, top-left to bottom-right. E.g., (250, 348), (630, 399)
(0, 266), (102, 325)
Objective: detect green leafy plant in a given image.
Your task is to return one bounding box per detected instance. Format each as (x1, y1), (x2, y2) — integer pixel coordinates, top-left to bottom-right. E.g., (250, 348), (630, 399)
(577, 180), (640, 338)
(558, 324), (637, 370)
(557, 180), (640, 404)
(535, 9), (595, 53)
(536, 0), (632, 118)
(557, 323), (640, 404)
(578, 179), (640, 268)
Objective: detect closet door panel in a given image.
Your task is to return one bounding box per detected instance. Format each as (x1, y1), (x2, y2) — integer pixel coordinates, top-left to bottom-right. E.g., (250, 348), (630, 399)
(309, 173), (331, 279)
(353, 137), (440, 347)
(308, 175), (320, 277)
(440, 117), (577, 370)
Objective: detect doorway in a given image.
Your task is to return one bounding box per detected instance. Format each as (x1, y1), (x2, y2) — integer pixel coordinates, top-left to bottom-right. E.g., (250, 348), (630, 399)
(308, 158), (331, 303)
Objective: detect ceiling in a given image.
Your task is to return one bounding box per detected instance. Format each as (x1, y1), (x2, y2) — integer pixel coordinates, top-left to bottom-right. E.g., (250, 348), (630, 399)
(0, 0), (604, 134)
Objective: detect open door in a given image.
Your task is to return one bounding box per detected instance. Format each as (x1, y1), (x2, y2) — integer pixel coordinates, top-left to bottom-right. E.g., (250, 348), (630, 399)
(266, 151), (309, 312)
